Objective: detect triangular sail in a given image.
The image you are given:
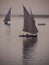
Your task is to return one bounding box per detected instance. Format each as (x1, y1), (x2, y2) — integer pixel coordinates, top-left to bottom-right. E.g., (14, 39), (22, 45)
(23, 6), (38, 34)
(4, 8), (11, 23)
(30, 10), (38, 33)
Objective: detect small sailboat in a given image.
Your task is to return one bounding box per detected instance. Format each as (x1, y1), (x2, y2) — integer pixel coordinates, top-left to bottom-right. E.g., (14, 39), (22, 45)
(38, 23), (45, 26)
(4, 8), (11, 25)
(19, 6), (38, 38)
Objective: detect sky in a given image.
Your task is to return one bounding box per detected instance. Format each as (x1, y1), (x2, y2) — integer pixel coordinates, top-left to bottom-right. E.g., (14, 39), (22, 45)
(0, 0), (49, 15)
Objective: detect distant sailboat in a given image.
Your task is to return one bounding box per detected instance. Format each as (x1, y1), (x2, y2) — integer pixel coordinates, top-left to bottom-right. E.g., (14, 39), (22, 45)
(19, 6), (38, 38)
(4, 8), (11, 25)
(38, 23), (45, 26)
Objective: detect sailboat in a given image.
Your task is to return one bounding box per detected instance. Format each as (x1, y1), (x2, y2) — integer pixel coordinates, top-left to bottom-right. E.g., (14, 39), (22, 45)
(3, 8), (11, 25)
(38, 23), (45, 26)
(19, 6), (38, 38)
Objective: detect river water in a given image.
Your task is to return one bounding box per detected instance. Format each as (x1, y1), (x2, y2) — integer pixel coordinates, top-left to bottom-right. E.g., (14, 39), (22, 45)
(0, 17), (49, 65)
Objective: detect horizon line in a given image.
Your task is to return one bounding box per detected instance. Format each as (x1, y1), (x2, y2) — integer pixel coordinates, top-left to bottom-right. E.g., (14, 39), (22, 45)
(0, 14), (49, 18)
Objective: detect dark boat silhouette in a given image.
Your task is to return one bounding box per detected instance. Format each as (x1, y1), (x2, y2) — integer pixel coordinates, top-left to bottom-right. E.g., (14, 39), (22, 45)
(19, 6), (38, 38)
(3, 8), (11, 25)
(38, 23), (45, 26)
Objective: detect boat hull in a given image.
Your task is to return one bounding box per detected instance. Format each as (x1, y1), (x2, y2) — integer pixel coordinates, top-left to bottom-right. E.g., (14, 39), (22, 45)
(4, 22), (10, 26)
(19, 34), (37, 38)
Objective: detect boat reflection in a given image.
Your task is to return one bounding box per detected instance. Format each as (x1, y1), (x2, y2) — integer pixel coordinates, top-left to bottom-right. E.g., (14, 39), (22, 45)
(23, 37), (38, 65)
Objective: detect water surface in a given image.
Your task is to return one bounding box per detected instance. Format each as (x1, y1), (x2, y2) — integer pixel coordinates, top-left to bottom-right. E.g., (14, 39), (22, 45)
(0, 17), (49, 65)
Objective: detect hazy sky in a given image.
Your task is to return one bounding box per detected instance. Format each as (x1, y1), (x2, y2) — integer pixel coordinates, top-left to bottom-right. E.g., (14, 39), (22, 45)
(0, 0), (49, 15)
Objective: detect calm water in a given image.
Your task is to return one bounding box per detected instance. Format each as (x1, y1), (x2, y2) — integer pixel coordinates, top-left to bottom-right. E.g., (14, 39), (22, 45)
(0, 17), (49, 65)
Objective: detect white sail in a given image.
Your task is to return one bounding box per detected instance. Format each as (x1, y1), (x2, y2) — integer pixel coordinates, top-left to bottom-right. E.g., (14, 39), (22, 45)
(4, 8), (11, 23)
(23, 6), (38, 34)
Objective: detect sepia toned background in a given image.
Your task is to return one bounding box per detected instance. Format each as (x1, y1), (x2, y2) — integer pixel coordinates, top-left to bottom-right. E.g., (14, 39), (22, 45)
(0, 0), (49, 65)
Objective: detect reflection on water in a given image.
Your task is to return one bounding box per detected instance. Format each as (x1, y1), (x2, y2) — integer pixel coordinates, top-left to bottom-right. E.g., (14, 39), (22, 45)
(23, 37), (37, 65)
(0, 17), (49, 65)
